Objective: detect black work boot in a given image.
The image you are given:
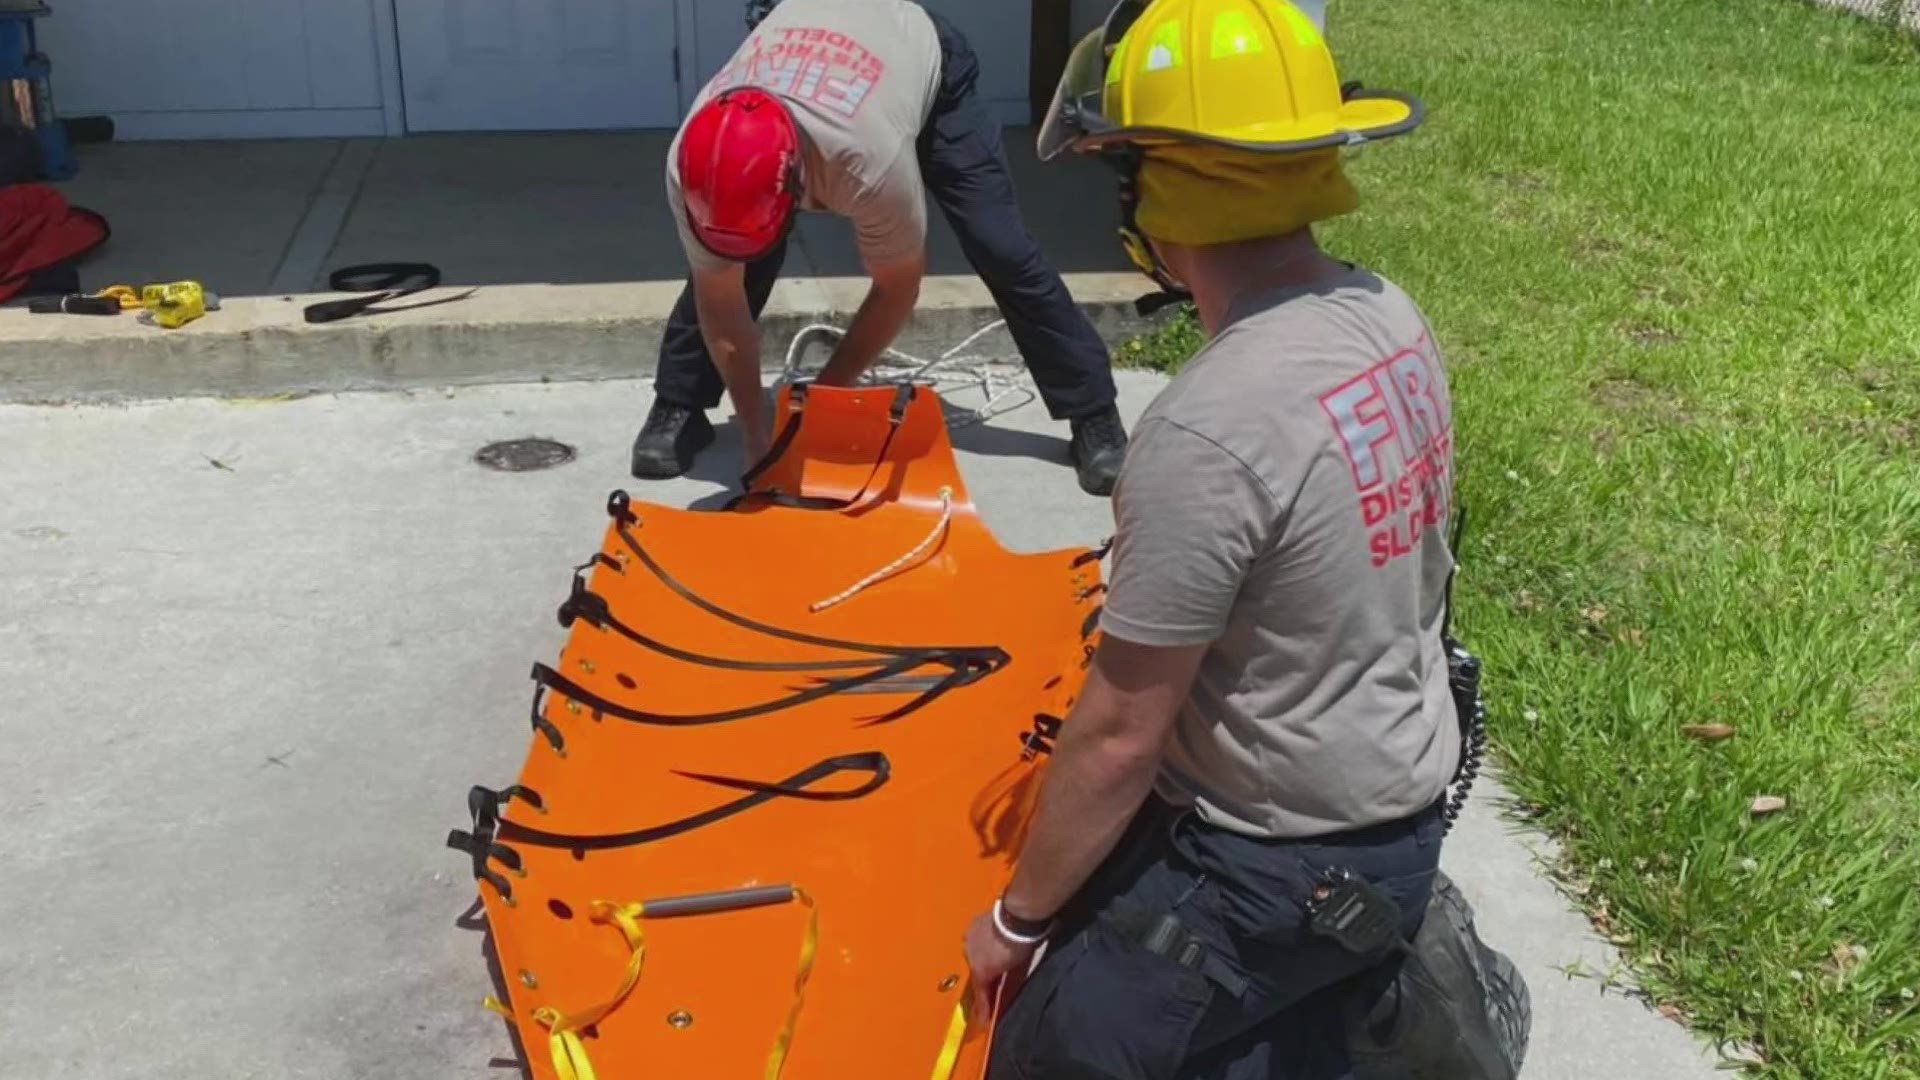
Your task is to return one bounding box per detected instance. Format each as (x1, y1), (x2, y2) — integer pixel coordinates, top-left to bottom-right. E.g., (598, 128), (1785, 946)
(1068, 405), (1129, 497)
(630, 399), (715, 480)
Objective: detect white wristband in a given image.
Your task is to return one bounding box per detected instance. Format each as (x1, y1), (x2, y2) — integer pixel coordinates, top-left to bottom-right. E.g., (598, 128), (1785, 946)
(991, 898), (1052, 946)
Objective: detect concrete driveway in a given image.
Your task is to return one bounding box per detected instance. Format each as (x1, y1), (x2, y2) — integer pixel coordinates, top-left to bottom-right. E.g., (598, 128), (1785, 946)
(0, 373), (1723, 1078)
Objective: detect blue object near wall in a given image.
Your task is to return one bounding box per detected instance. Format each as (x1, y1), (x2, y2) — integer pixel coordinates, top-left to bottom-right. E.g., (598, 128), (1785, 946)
(2, 4), (77, 180)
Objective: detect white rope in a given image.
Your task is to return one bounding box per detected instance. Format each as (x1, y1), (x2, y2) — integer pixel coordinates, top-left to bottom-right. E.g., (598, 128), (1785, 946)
(778, 319), (1037, 430)
(808, 487), (954, 613)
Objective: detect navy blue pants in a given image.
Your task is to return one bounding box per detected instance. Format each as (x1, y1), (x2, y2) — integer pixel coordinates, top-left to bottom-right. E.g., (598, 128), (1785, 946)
(652, 9), (1117, 422)
(989, 798), (1444, 1080)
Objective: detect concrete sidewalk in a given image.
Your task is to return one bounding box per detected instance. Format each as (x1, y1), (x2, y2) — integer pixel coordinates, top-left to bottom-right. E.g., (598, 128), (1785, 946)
(0, 373), (1726, 1079)
(1, 133), (1147, 405)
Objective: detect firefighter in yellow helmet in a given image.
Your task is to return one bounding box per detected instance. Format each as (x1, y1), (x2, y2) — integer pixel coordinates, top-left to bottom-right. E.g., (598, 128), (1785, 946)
(961, 2), (1528, 1078)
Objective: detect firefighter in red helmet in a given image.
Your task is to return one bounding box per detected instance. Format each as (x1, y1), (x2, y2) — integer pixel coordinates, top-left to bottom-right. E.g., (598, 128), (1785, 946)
(634, 0), (1129, 497)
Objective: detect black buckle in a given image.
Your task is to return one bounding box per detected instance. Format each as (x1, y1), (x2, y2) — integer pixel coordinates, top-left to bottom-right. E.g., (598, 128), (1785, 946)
(1020, 714), (1064, 759)
(557, 569), (613, 630)
(1139, 912), (1250, 998)
(1070, 537), (1113, 568)
(606, 489), (637, 525)
(445, 784), (540, 904)
(527, 683), (567, 753)
(1142, 913), (1205, 969)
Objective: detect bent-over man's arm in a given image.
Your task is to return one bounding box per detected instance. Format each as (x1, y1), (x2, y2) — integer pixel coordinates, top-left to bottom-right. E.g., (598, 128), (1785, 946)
(816, 251), (925, 386)
(691, 263), (772, 460)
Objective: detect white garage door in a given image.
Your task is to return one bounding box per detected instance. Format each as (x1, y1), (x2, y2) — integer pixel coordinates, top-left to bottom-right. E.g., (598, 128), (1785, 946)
(38, 0), (388, 139)
(396, 0), (682, 132)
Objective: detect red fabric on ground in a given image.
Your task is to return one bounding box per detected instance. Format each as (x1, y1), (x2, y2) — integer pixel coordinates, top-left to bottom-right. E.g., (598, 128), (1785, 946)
(0, 184), (109, 303)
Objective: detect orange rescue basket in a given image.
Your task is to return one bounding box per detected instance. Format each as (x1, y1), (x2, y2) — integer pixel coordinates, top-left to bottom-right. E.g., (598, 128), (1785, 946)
(447, 383), (1106, 1079)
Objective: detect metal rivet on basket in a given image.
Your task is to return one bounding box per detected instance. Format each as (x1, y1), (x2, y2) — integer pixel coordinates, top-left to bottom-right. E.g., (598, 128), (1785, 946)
(668, 1011), (694, 1029)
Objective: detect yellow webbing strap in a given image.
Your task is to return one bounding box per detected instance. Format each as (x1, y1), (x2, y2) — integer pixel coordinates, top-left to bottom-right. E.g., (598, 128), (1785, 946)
(492, 890), (822, 1080)
(544, 1027), (600, 1080)
(764, 887), (820, 1079)
(92, 285), (142, 310)
(529, 901), (650, 1080)
(928, 1001), (971, 1080)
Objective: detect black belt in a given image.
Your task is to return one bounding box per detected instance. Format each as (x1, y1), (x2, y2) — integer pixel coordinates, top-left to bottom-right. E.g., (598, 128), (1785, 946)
(303, 262), (473, 324)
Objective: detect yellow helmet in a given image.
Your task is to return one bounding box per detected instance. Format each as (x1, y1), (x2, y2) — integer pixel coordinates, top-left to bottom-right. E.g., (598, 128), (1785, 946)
(1039, 0), (1423, 161)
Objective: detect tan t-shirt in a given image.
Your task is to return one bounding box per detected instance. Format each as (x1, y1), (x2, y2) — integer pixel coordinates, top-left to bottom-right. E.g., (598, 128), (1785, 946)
(1101, 268), (1463, 839)
(666, 0), (941, 272)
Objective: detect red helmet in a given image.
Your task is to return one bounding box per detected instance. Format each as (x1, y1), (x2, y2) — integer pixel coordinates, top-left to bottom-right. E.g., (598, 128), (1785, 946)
(677, 88), (802, 261)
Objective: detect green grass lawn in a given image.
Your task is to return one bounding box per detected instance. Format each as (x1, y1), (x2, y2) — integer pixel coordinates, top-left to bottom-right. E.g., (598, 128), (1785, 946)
(1118, 1), (1920, 1074)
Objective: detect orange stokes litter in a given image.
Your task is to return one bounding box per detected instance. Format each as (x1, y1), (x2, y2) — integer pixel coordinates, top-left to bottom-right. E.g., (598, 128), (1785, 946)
(447, 384), (1104, 1079)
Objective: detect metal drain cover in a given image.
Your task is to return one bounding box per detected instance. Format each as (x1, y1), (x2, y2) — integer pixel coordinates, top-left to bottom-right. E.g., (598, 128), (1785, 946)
(475, 437), (577, 472)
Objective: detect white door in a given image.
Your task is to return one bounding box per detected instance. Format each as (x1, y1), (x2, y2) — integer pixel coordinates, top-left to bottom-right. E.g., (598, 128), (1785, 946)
(396, 0), (682, 132)
(41, 0), (385, 136)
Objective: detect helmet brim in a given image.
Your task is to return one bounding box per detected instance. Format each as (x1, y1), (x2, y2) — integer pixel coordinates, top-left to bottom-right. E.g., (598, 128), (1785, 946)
(1043, 77), (1424, 161)
(687, 204), (796, 263)
(1099, 88), (1421, 155)
(1037, 4), (1425, 162)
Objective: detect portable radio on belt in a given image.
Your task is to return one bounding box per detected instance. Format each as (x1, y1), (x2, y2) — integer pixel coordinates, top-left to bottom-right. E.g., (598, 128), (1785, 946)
(1307, 867), (1403, 958)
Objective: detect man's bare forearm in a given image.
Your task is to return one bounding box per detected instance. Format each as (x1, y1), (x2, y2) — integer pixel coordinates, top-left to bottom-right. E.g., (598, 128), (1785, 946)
(704, 326), (762, 403)
(962, 641), (1204, 1009)
(696, 306), (761, 408)
(818, 262), (922, 386)
(691, 269), (769, 449)
(996, 639), (1204, 923)
(1000, 706), (1167, 922)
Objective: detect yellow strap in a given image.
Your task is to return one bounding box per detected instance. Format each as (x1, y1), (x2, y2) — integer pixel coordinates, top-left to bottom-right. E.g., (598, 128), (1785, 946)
(92, 285), (142, 310)
(504, 891), (822, 1080)
(527, 901), (649, 1080)
(764, 887), (820, 1079)
(546, 1030), (598, 1080)
(928, 1001), (972, 1080)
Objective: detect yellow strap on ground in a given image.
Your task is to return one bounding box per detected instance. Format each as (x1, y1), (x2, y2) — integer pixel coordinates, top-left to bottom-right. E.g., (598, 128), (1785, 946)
(764, 887), (821, 1079)
(928, 1000), (972, 1080)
